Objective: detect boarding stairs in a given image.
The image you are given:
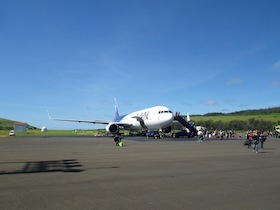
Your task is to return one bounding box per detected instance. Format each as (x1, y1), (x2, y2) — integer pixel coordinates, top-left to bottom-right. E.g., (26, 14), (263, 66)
(174, 115), (198, 136)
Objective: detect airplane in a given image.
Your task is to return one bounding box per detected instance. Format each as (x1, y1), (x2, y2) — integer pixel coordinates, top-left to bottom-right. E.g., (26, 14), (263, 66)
(48, 103), (174, 134)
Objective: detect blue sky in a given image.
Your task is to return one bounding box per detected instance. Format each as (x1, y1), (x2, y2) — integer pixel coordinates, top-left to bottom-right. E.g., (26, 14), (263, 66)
(1, 0), (280, 129)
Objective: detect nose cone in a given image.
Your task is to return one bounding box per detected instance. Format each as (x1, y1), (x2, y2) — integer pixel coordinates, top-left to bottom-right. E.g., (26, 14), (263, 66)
(168, 112), (174, 122)
(162, 112), (174, 127)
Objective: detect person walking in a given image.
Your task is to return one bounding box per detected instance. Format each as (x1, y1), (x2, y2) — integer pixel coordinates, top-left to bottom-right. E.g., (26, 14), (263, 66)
(197, 130), (203, 143)
(246, 131), (253, 149)
(253, 132), (259, 153)
(114, 133), (121, 146)
(259, 132), (266, 149)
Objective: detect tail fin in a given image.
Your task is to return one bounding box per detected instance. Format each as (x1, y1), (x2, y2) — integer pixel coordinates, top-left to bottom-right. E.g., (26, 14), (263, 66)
(114, 97), (119, 118)
(186, 112), (190, 122)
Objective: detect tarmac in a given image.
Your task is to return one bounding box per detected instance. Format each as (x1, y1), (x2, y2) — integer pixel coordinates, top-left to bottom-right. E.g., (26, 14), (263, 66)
(1, 135), (280, 210)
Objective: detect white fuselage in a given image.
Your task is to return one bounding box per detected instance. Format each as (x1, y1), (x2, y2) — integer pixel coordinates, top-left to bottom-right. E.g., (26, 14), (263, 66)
(49, 104), (174, 134)
(118, 106), (174, 130)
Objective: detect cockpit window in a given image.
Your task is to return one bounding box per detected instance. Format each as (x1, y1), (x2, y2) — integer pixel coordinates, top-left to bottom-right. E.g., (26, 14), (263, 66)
(158, 110), (173, 114)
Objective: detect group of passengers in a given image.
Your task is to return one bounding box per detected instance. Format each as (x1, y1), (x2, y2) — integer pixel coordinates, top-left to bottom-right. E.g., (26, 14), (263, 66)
(206, 130), (241, 140)
(245, 129), (266, 153)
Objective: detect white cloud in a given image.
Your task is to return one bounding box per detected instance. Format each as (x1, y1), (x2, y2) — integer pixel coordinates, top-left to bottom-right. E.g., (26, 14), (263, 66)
(273, 60), (280, 70)
(270, 81), (280, 87)
(221, 108), (230, 112)
(201, 99), (217, 106)
(226, 78), (241, 85)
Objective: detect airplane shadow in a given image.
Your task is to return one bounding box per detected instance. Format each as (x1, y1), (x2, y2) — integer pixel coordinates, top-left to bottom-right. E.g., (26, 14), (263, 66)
(0, 159), (84, 175)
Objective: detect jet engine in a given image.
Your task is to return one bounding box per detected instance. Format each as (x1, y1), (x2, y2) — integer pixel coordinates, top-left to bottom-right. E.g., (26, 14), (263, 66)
(106, 123), (119, 133)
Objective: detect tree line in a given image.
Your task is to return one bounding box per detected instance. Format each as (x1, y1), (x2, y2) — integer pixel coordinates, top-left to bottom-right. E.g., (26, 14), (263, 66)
(0, 122), (13, 130)
(188, 106), (280, 131)
(193, 107), (280, 117)
(192, 119), (275, 131)
(0, 126), (14, 130)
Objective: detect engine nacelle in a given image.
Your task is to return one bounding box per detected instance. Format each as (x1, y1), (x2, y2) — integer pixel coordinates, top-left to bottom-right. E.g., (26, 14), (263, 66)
(106, 123), (119, 134)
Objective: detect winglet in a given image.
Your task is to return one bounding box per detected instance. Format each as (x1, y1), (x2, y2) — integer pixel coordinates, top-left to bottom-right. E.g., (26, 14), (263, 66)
(47, 110), (53, 120)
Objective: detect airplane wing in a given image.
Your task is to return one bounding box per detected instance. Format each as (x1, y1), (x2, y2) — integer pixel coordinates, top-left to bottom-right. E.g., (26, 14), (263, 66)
(47, 111), (134, 130)
(48, 111), (110, 124)
(49, 117), (110, 124)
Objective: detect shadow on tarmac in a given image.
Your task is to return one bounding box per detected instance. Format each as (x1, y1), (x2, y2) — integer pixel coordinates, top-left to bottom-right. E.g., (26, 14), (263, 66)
(0, 159), (84, 175)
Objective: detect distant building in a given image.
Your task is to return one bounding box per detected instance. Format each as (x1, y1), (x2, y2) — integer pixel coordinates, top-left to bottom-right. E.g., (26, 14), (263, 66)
(14, 122), (27, 133)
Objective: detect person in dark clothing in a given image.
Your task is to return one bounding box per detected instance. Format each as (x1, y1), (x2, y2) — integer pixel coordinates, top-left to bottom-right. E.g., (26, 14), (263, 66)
(246, 131), (253, 149)
(114, 133), (121, 146)
(259, 132), (266, 149)
(253, 133), (259, 153)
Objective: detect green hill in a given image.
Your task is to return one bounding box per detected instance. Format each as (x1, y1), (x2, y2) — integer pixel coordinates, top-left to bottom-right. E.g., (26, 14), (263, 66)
(0, 117), (36, 130)
(0, 117), (15, 130)
(191, 113), (280, 123)
(187, 107), (280, 131)
(191, 106), (280, 117)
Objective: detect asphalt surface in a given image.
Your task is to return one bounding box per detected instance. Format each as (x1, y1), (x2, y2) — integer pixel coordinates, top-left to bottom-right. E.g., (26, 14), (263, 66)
(1, 136), (280, 210)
